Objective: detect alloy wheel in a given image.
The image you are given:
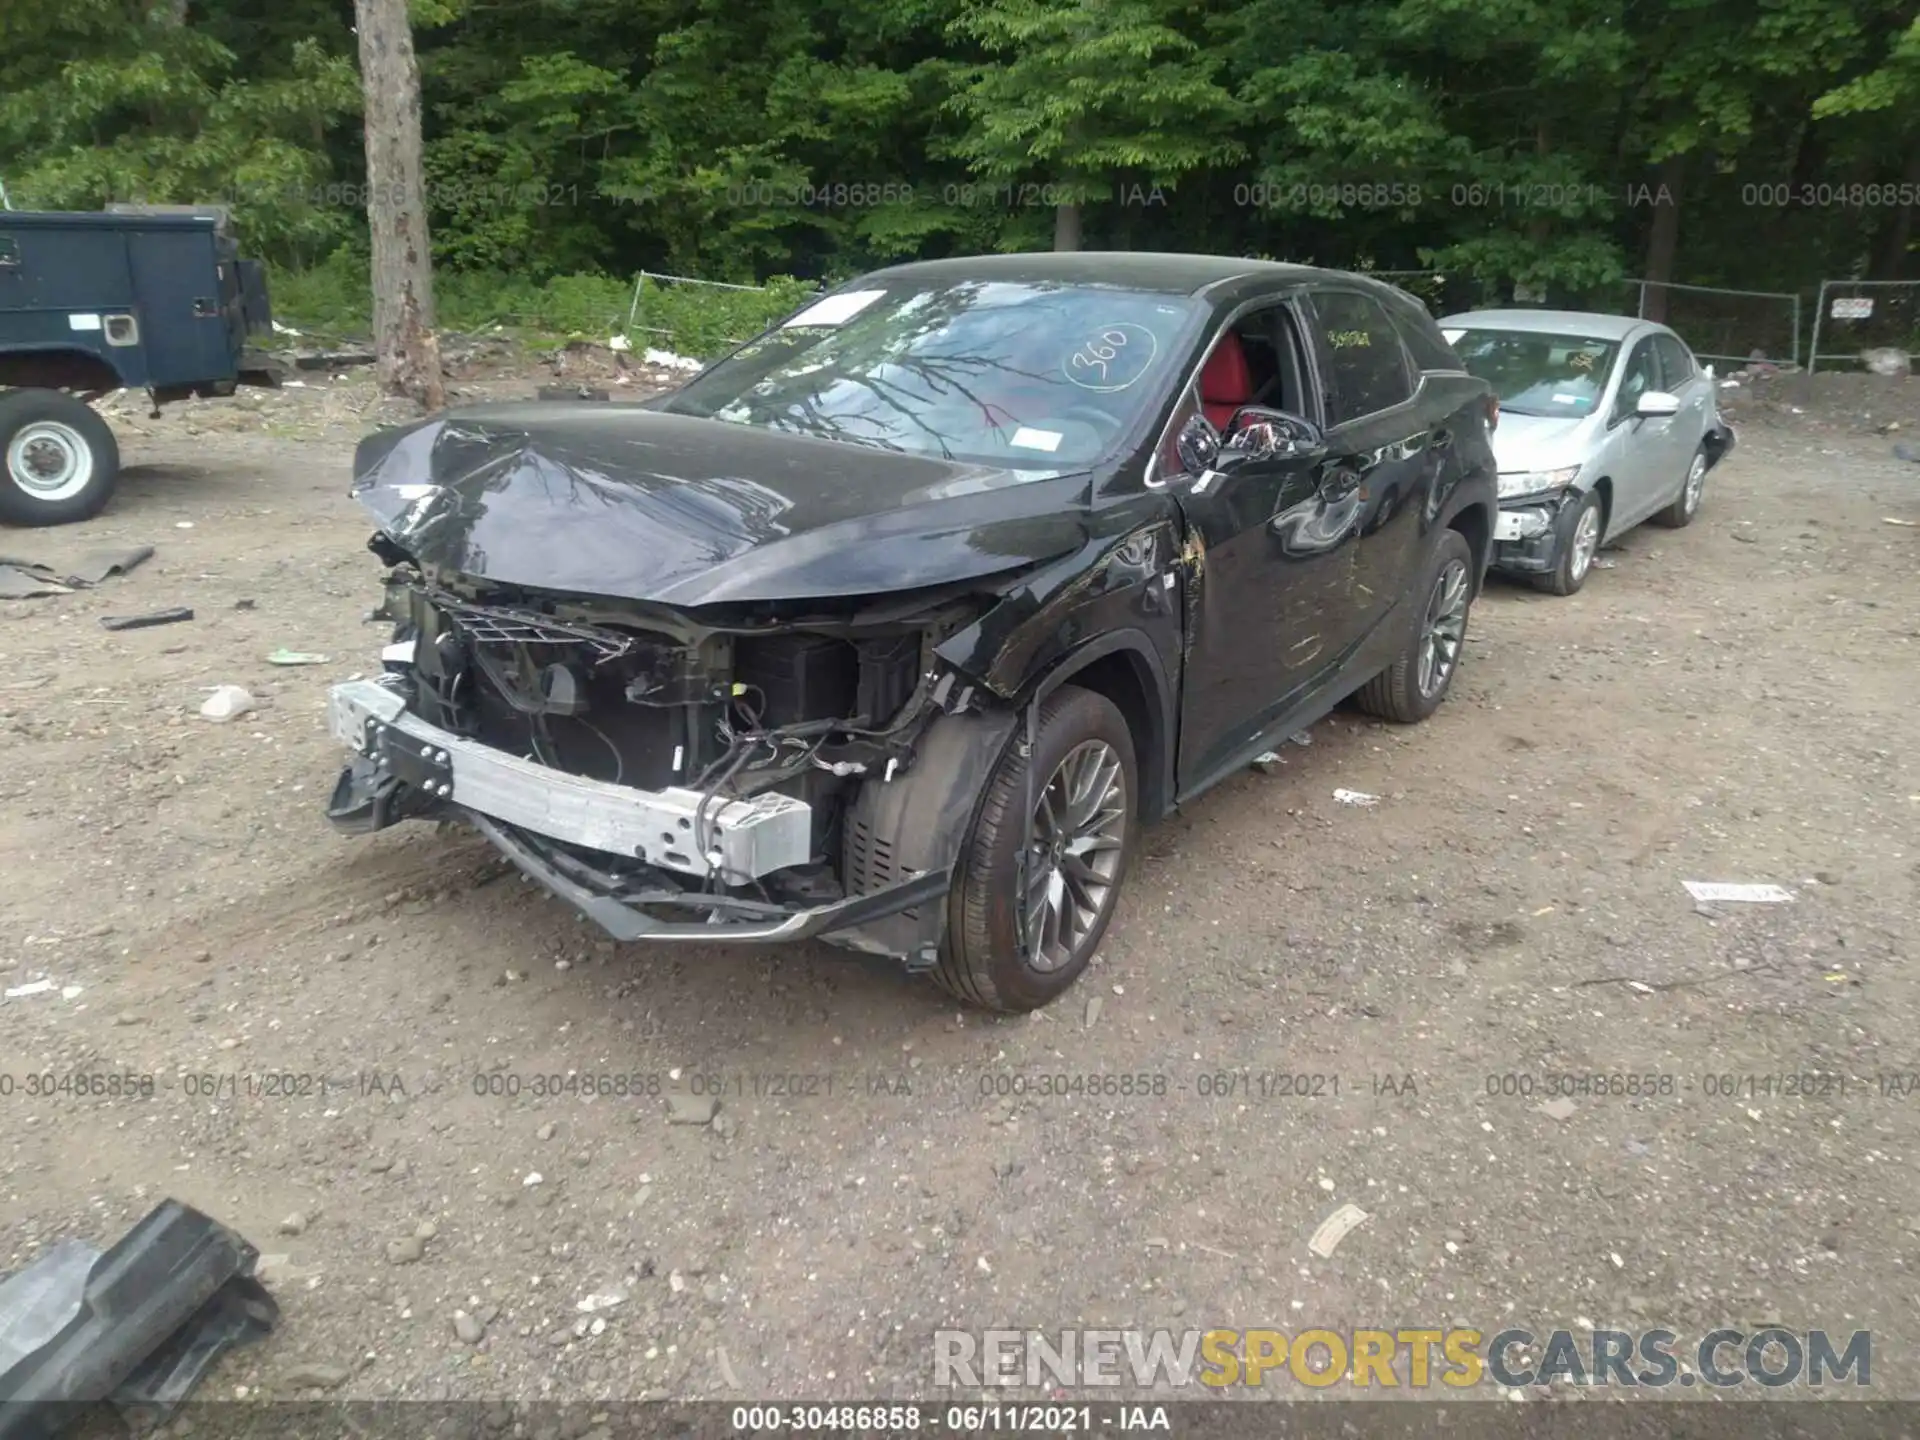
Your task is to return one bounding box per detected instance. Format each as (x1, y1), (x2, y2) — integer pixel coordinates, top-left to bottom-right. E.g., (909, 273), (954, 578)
(1418, 558), (1470, 698)
(1568, 503), (1602, 583)
(1683, 453), (1706, 515)
(1021, 739), (1128, 972)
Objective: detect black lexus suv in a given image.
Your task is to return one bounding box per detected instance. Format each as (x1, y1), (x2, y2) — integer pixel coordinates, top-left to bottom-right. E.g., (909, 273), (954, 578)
(325, 253), (1499, 1011)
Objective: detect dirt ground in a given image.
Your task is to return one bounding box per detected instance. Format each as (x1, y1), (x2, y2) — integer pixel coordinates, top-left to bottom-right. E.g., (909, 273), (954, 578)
(3, 358), (1919, 1413)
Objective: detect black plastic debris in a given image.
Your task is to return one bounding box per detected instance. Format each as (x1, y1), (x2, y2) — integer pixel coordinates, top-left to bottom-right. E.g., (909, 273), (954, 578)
(0, 1200), (278, 1440)
(98, 607), (194, 632)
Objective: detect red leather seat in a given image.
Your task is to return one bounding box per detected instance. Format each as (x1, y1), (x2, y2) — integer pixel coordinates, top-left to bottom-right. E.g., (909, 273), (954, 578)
(1200, 332), (1253, 430)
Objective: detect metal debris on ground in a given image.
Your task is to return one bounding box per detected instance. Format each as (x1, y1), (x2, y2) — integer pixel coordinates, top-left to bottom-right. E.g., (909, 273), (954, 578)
(1682, 881), (1794, 904)
(100, 607), (193, 632)
(4, 979), (56, 999)
(1539, 1098), (1578, 1121)
(1332, 789), (1380, 806)
(198, 686), (255, 722)
(1250, 751), (1284, 774)
(1883, 517), (1918, 527)
(265, 649), (330, 666)
(1307, 1203), (1370, 1258)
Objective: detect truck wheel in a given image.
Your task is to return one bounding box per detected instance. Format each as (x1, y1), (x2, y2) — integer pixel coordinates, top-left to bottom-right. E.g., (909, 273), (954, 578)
(0, 389), (121, 526)
(933, 685), (1138, 1013)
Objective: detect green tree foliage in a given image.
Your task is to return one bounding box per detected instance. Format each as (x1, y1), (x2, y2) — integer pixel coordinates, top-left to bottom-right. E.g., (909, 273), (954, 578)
(3, 0), (1914, 312)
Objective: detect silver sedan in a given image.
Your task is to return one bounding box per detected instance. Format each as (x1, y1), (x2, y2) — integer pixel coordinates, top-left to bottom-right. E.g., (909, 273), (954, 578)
(1438, 309), (1737, 595)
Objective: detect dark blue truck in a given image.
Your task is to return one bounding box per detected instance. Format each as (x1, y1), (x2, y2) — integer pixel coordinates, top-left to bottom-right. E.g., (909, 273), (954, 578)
(0, 206), (275, 526)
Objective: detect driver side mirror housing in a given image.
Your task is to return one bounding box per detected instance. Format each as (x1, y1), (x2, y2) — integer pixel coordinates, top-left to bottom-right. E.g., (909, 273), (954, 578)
(1222, 406), (1325, 462)
(1636, 390), (1681, 418)
(1174, 412), (1221, 475)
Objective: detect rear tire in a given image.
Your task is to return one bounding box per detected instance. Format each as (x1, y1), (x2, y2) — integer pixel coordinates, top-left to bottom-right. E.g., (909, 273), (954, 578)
(1652, 446), (1707, 528)
(0, 389), (120, 527)
(933, 685), (1138, 1013)
(1354, 529), (1475, 724)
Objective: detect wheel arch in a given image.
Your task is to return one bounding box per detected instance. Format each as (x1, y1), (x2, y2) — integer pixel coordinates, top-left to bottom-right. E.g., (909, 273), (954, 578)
(1026, 630), (1176, 824)
(1445, 499), (1491, 589)
(1587, 475), (1615, 536)
(0, 349), (130, 396)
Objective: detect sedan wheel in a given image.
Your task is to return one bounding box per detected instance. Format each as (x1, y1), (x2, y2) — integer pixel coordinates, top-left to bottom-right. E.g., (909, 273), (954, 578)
(1533, 490), (1605, 596)
(1654, 447), (1708, 528)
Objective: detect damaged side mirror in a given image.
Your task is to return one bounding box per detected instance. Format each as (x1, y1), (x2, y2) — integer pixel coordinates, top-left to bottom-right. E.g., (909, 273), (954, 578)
(1174, 412), (1221, 475)
(1222, 407), (1324, 462)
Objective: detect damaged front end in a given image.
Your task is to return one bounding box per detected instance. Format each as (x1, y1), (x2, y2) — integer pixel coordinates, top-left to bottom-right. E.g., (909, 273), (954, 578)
(327, 563), (1017, 966)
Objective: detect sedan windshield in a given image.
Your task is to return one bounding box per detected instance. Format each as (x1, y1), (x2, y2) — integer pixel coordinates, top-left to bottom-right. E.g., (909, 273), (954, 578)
(662, 280), (1203, 467)
(1444, 328), (1619, 418)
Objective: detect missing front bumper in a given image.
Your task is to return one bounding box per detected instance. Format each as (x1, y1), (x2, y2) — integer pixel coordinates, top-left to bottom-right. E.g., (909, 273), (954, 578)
(323, 677), (949, 954)
(469, 812), (950, 946)
(1491, 493), (1575, 574)
(325, 677), (809, 880)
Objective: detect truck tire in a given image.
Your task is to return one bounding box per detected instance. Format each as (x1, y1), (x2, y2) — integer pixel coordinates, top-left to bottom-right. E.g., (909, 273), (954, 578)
(0, 389), (121, 527)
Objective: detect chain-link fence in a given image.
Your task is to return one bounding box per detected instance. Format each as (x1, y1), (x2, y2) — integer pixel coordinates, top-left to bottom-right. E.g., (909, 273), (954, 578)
(1365, 271), (1802, 367)
(1627, 281), (1802, 368)
(1807, 280), (1920, 374)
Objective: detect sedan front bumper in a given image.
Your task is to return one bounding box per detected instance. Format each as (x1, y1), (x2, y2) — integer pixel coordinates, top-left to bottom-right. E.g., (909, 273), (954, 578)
(1491, 490), (1581, 574)
(323, 677), (947, 952)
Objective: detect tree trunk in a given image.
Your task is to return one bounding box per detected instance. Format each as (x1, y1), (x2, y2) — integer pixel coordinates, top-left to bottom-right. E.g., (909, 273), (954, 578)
(354, 0), (444, 410)
(1868, 140), (1920, 280)
(1640, 152), (1686, 324)
(1053, 201), (1082, 252)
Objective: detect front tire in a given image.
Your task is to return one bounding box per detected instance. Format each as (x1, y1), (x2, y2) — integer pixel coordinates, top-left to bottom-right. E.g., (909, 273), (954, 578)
(1531, 489), (1603, 596)
(1354, 528), (1476, 724)
(934, 685), (1137, 1013)
(1651, 446), (1707, 528)
(0, 389), (120, 527)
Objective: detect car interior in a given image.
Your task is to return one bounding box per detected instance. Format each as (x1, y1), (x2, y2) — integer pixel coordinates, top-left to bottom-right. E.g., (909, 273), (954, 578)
(1157, 307), (1312, 478)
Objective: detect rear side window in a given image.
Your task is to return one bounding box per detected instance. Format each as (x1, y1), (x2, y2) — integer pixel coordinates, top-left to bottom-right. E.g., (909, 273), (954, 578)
(1653, 333), (1695, 387)
(1386, 299), (1463, 372)
(1310, 290), (1415, 424)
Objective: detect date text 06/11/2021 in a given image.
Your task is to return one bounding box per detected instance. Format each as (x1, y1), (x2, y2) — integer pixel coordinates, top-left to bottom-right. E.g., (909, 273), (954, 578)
(728, 1404), (1173, 1433)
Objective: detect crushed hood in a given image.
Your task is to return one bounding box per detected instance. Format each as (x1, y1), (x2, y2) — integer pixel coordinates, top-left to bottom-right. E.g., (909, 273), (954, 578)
(351, 402), (1093, 606)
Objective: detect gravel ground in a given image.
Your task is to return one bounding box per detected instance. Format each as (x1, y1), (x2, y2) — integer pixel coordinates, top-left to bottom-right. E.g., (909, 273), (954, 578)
(2, 365), (1918, 1413)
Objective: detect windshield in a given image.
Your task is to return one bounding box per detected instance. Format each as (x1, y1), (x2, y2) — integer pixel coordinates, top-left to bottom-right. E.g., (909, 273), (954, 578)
(662, 280), (1203, 467)
(1445, 328), (1619, 418)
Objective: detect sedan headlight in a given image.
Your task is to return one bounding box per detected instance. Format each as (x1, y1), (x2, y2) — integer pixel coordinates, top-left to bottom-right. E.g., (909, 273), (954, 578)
(1498, 465), (1581, 500)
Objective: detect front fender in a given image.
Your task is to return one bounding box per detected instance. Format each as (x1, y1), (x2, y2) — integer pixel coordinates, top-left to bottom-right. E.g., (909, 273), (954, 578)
(933, 508), (1184, 700)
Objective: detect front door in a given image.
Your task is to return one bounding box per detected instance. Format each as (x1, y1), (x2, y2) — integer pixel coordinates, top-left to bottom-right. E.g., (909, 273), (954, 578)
(1168, 300), (1358, 794)
(1605, 334), (1672, 530)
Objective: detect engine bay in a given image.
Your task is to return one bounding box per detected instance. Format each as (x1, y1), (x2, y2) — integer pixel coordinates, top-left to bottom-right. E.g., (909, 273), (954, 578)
(373, 564), (979, 901)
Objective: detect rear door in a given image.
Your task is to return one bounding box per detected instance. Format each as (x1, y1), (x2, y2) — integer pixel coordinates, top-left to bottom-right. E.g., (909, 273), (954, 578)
(1298, 287), (1436, 645)
(1652, 330), (1710, 490)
